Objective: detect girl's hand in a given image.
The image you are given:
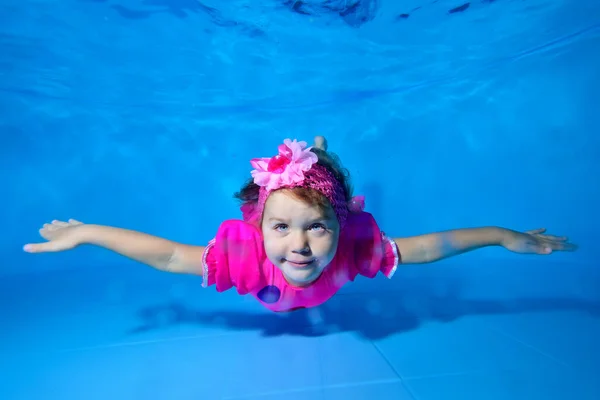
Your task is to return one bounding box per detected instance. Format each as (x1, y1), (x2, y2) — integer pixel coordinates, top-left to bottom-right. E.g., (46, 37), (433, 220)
(501, 228), (578, 255)
(24, 219), (85, 253)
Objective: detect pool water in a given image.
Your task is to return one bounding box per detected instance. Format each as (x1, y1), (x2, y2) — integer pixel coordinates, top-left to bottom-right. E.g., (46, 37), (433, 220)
(1, 1), (599, 399)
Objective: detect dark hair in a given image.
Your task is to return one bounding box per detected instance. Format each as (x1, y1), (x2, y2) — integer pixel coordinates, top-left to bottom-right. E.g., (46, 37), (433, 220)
(233, 148), (353, 213)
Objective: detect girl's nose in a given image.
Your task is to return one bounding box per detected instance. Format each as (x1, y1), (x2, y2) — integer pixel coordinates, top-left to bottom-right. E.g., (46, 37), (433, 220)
(291, 232), (311, 255)
(292, 246), (311, 256)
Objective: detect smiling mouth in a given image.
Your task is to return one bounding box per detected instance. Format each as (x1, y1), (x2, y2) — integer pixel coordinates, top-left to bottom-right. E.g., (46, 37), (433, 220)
(285, 259), (315, 268)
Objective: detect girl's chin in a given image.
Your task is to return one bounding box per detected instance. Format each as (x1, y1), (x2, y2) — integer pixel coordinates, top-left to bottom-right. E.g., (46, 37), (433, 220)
(282, 268), (319, 286)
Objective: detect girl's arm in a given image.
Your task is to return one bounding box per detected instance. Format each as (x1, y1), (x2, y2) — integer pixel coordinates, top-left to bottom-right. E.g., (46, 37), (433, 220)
(78, 224), (206, 274)
(394, 226), (576, 264)
(24, 220), (206, 275)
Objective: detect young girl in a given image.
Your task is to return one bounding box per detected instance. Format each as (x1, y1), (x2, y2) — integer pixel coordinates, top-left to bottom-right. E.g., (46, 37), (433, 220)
(23, 136), (577, 312)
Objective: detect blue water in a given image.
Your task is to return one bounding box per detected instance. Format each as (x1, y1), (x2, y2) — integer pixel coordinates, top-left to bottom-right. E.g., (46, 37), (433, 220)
(2, 0), (600, 399)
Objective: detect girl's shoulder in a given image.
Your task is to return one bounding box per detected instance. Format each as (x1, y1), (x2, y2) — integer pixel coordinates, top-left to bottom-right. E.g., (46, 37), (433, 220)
(336, 212), (400, 279)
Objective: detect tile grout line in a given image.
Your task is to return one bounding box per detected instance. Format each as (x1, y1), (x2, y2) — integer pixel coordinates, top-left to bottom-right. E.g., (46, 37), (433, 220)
(369, 340), (405, 380)
(56, 331), (246, 353)
(369, 340), (420, 400)
(489, 326), (574, 370)
(220, 378), (404, 400)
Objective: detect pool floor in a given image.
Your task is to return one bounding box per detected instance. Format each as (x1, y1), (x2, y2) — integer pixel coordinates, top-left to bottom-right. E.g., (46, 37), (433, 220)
(1, 261), (599, 400)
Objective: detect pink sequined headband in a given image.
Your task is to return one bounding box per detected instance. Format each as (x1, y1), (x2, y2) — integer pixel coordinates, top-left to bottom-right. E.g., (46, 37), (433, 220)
(241, 138), (364, 227)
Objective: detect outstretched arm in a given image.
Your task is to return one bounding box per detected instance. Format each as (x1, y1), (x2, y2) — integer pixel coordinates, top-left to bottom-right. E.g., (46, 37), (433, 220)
(24, 219), (206, 275)
(394, 226), (577, 264)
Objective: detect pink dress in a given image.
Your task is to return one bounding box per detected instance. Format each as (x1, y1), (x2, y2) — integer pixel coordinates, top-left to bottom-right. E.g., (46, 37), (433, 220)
(201, 211), (401, 312)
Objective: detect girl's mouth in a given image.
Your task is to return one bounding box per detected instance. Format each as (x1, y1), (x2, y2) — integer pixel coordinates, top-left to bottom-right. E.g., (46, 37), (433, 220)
(285, 259), (315, 268)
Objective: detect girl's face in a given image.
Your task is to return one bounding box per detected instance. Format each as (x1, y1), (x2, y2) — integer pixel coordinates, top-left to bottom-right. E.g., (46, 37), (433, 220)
(261, 190), (340, 287)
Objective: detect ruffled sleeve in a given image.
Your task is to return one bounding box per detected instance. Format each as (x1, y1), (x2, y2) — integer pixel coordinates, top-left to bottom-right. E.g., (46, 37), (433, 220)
(338, 211), (401, 279)
(201, 220), (266, 294)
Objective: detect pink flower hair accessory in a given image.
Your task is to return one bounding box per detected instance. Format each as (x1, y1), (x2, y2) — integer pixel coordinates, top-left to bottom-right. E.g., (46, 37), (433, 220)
(250, 139), (318, 192)
(245, 138), (365, 228)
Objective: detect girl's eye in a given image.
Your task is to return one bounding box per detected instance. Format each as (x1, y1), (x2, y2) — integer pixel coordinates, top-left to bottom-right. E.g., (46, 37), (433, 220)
(309, 223), (326, 232)
(273, 223), (327, 233)
(274, 224), (288, 232)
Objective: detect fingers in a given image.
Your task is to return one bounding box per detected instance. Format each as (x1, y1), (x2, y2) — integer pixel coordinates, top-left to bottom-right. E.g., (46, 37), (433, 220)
(23, 242), (58, 253)
(528, 228), (570, 243)
(42, 223), (60, 232)
(25, 219), (84, 253)
(40, 220), (67, 232)
(40, 219), (83, 230)
(540, 234), (569, 241)
(536, 246), (552, 255)
(51, 220), (69, 227)
(539, 239), (578, 252)
(526, 228), (546, 234)
(535, 232), (575, 250)
(50, 219), (83, 226)
(551, 242), (578, 252)
(524, 228), (578, 253)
